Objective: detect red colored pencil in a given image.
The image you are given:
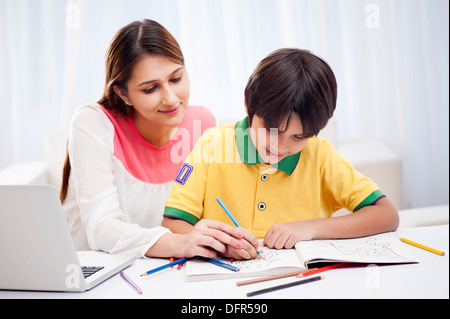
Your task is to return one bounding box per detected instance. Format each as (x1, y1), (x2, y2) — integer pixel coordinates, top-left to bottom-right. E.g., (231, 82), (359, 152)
(297, 262), (348, 278)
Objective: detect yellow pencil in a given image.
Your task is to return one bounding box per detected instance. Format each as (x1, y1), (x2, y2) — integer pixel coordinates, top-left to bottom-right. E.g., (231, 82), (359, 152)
(400, 237), (445, 256)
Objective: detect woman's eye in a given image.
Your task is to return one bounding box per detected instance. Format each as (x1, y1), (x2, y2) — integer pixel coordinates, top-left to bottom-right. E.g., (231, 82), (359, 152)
(170, 76), (182, 83)
(143, 86), (157, 94)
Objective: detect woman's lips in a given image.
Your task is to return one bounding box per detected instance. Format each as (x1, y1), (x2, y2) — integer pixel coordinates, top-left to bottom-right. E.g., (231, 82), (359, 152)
(159, 106), (180, 115)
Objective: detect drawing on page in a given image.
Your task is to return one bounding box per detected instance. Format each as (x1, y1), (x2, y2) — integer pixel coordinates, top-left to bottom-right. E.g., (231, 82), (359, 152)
(303, 236), (407, 261)
(227, 247), (288, 271)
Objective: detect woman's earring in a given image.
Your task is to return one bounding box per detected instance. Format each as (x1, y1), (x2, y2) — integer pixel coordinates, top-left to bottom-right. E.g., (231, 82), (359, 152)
(125, 100), (132, 106)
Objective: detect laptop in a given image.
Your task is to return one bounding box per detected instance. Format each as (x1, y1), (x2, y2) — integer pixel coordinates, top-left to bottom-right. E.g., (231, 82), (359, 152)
(0, 185), (135, 292)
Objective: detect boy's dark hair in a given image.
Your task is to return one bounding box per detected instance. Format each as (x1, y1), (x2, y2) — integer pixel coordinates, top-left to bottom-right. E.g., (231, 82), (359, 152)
(244, 48), (337, 137)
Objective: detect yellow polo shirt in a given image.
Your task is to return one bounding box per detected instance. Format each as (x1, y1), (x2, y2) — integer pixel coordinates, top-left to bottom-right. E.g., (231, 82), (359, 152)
(164, 117), (384, 238)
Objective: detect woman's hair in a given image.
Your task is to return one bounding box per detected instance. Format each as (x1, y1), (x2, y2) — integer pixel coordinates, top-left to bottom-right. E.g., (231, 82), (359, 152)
(98, 19), (184, 116)
(60, 19), (184, 202)
(244, 48), (337, 138)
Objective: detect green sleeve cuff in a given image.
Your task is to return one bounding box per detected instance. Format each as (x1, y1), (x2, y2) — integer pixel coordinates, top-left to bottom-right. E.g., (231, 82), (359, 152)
(164, 207), (200, 225)
(354, 190), (385, 212)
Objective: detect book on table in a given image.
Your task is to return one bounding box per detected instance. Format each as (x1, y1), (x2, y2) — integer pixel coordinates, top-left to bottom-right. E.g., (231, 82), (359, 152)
(185, 231), (418, 281)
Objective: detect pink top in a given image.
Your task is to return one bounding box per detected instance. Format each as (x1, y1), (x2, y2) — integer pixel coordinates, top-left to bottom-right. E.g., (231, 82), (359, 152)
(100, 104), (212, 184)
(62, 103), (216, 257)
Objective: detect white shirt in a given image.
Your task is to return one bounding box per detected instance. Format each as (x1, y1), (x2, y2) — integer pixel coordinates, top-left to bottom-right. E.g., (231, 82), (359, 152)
(63, 103), (216, 257)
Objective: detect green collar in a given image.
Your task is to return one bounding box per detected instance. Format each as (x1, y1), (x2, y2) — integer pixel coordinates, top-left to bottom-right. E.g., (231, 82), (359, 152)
(235, 117), (300, 175)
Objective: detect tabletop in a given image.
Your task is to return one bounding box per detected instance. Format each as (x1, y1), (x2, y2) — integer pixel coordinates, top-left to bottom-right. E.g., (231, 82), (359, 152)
(1, 225), (448, 300)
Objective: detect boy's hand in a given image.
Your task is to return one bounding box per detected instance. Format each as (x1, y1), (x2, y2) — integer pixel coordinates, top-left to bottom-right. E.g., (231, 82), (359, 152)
(264, 221), (316, 249)
(222, 227), (263, 260)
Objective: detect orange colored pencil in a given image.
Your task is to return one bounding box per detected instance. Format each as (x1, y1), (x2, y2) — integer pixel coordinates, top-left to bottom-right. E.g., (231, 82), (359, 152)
(400, 238), (445, 256)
(297, 262), (348, 278)
(236, 269), (312, 286)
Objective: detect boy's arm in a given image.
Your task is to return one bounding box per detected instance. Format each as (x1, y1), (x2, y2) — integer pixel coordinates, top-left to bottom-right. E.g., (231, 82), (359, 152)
(162, 216), (194, 234)
(264, 197), (399, 249)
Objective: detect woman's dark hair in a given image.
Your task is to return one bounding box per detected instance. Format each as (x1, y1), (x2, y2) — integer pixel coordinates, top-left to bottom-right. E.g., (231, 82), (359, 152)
(98, 19), (184, 116)
(244, 48), (337, 137)
(60, 19), (184, 202)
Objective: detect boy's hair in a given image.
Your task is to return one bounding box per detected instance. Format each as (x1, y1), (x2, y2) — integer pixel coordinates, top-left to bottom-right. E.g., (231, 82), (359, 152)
(244, 48), (337, 137)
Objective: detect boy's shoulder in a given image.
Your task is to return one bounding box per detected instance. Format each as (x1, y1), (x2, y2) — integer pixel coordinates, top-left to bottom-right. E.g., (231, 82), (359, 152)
(304, 136), (335, 151)
(301, 136), (340, 162)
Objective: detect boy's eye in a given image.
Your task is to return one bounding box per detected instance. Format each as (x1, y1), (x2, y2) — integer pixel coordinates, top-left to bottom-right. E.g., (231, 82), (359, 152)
(293, 135), (307, 141)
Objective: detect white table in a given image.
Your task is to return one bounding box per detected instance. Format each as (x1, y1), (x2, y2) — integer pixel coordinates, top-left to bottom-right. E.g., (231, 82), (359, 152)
(1, 225), (448, 300)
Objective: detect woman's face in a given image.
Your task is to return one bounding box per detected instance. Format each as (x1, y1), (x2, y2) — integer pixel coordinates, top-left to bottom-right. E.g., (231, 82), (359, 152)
(120, 55), (190, 130)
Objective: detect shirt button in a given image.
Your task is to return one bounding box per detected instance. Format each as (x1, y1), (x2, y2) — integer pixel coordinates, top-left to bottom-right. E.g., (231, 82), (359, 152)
(258, 202), (266, 211)
(261, 174), (268, 181)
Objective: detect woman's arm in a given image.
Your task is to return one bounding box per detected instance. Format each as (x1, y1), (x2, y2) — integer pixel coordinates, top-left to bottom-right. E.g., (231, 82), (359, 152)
(161, 217), (262, 259)
(68, 105), (170, 257)
(147, 219), (246, 258)
(264, 197), (399, 249)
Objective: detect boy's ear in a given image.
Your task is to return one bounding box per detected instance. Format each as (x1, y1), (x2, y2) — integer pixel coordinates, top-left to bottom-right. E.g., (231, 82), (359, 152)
(244, 101), (248, 114)
(113, 85), (130, 104)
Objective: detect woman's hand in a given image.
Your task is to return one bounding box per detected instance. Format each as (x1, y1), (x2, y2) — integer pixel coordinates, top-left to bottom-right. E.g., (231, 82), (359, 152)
(149, 219), (256, 259)
(176, 219), (247, 258)
(220, 227), (263, 260)
(154, 218), (262, 259)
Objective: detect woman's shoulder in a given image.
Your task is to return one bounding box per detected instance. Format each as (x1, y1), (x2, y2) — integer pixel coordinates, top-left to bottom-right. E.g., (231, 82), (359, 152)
(69, 103), (117, 136)
(71, 102), (104, 120)
(71, 103), (116, 125)
(184, 105), (217, 125)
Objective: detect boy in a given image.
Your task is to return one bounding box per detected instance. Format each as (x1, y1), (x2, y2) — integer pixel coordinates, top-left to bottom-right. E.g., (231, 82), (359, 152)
(162, 48), (399, 260)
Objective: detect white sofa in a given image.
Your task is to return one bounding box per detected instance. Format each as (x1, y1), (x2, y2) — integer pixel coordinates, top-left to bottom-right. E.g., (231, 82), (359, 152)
(1, 120), (447, 227)
(0, 132), (67, 192)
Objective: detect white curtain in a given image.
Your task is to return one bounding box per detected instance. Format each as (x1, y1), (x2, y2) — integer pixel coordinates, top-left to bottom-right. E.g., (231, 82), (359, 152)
(1, 0), (448, 209)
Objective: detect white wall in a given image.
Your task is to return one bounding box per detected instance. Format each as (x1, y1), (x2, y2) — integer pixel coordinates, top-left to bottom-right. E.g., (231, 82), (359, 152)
(0, 0), (448, 209)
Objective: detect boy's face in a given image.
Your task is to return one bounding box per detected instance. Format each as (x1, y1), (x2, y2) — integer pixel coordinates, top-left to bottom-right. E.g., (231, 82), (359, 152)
(249, 114), (309, 164)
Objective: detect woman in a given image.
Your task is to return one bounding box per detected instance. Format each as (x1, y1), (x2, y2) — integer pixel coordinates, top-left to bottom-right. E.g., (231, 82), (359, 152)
(60, 19), (247, 258)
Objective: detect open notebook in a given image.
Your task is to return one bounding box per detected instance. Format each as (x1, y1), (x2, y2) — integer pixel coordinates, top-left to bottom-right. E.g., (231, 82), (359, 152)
(185, 231), (418, 281)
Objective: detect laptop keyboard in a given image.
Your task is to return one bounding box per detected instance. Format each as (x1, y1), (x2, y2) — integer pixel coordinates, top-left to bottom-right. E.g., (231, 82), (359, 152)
(81, 266), (105, 278)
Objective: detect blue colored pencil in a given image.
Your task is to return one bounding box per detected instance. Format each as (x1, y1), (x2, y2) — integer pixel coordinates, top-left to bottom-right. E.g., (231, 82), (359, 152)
(216, 197), (241, 227)
(197, 256), (239, 272)
(216, 197), (263, 258)
(140, 257), (192, 277)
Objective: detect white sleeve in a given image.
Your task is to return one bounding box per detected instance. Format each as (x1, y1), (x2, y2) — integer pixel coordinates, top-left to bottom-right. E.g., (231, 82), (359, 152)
(68, 104), (170, 257)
